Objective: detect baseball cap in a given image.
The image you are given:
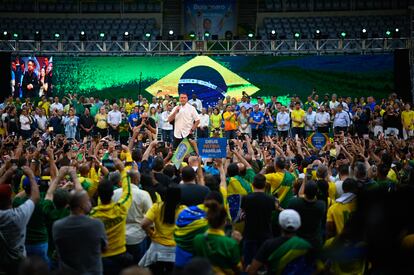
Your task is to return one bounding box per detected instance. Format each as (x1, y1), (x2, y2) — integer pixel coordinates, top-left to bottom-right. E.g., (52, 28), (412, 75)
(278, 209), (301, 232)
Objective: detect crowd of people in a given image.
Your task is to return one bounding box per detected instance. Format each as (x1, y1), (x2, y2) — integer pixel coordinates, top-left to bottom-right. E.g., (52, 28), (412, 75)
(0, 90), (414, 275)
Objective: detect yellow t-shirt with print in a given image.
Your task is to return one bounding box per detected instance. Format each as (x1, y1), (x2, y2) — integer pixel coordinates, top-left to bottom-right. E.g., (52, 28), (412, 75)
(326, 199), (357, 236)
(125, 102), (135, 115)
(401, 110), (414, 130)
(291, 109), (306, 128)
(95, 113), (107, 129)
(145, 202), (185, 246)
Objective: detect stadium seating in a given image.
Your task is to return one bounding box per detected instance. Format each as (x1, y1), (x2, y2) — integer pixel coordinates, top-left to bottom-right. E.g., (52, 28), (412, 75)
(0, 0), (161, 13)
(259, 15), (409, 39)
(262, 0), (412, 12)
(1, 17), (160, 40)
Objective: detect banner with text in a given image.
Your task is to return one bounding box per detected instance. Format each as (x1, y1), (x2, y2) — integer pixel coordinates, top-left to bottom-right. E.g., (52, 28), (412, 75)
(197, 138), (227, 158)
(184, 0), (236, 39)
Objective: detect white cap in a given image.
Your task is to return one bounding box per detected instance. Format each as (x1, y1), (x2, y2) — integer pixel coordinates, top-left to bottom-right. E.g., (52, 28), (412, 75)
(279, 209), (301, 232)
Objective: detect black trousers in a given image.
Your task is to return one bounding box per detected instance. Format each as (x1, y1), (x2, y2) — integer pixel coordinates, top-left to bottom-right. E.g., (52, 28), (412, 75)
(251, 128), (264, 141)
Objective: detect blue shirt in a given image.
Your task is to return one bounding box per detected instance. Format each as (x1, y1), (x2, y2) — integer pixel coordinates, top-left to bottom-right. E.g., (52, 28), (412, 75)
(264, 114), (275, 127)
(128, 113), (140, 127)
(250, 111), (264, 129)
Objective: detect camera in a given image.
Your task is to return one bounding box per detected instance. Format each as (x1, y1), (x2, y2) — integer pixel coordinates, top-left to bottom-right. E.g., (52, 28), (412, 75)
(229, 140), (235, 151)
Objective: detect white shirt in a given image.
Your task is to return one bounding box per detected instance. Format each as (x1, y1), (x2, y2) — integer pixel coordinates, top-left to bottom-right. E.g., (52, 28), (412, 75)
(258, 103), (266, 111)
(107, 110), (122, 126)
(35, 114), (47, 131)
(329, 100), (340, 110)
(315, 112), (331, 127)
(112, 185), (152, 245)
(276, 112), (290, 131)
(50, 102), (63, 112)
(333, 111), (351, 128)
(188, 98), (203, 111)
(161, 111), (173, 130)
(199, 113), (210, 128)
(149, 103), (159, 110)
(304, 111), (316, 131)
(171, 103), (200, 139)
(19, 115), (31, 130)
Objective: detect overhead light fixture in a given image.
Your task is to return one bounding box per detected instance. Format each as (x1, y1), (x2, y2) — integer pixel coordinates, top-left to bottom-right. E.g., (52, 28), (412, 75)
(168, 29), (175, 40)
(123, 31), (130, 41)
(339, 31), (347, 38)
(99, 32), (105, 40)
(314, 29), (321, 39)
(12, 33), (18, 40)
(393, 28), (400, 38)
(204, 31), (210, 39)
(247, 31), (254, 39)
(54, 32), (61, 40)
(385, 30), (392, 38)
(269, 29), (277, 39)
(361, 28), (368, 39)
(189, 31), (196, 39)
(79, 31), (86, 41)
(34, 30), (41, 41)
(294, 32), (301, 39)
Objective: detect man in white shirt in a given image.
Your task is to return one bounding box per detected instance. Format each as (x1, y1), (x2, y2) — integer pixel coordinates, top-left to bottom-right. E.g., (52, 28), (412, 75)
(112, 169), (152, 263)
(304, 106), (316, 137)
(149, 97), (159, 110)
(276, 105), (290, 138)
(333, 104), (351, 134)
(161, 103), (174, 144)
(188, 93), (203, 112)
(197, 107), (210, 138)
(168, 93), (200, 148)
(107, 103), (122, 141)
(315, 106), (331, 134)
(50, 97), (63, 113)
(34, 108), (48, 132)
(329, 94), (340, 110)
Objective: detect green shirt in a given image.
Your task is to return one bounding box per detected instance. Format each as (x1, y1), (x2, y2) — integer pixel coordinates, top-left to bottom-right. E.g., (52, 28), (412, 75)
(13, 194), (48, 244)
(193, 228), (241, 274)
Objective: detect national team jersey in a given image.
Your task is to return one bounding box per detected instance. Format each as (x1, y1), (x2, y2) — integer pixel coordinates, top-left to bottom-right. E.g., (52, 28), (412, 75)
(326, 198), (357, 236)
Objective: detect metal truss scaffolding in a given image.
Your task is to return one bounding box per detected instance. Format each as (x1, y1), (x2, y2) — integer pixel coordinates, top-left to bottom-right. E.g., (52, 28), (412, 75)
(0, 38), (411, 55)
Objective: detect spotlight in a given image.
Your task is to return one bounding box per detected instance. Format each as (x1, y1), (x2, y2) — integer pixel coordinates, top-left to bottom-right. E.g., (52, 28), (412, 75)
(294, 32), (301, 39)
(269, 29), (277, 39)
(314, 29), (321, 39)
(2, 31), (10, 40)
(99, 32), (105, 40)
(189, 31), (196, 39)
(79, 31), (86, 41)
(339, 31), (347, 38)
(123, 31), (130, 41)
(361, 28), (368, 39)
(34, 30), (41, 41)
(168, 30), (175, 40)
(12, 33), (18, 40)
(385, 30), (392, 38)
(225, 30), (233, 40)
(54, 32), (61, 40)
(144, 32), (151, 40)
(204, 31), (210, 39)
(247, 31), (255, 39)
(393, 28), (400, 38)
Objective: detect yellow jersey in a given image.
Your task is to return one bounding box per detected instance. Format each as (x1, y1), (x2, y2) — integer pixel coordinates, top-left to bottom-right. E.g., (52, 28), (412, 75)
(326, 198), (357, 236)
(95, 113), (108, 129)
(145, 202), (185, 246)
(291, 109), (306, 128)
(125, 102), (135, 115)
(223, 111), (237, 131)
(401, 110), (414, 130)
(89, 170), (132, 257)
(210, 113), (222, 129)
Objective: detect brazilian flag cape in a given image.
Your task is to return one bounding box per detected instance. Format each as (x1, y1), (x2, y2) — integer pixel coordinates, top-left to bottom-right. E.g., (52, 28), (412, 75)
(268, 236), (312, 275)
(174, 204), (209, 253)
(269, 172), (295, 208)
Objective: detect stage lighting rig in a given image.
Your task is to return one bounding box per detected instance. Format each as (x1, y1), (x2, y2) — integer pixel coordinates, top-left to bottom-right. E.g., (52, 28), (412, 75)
(393, 28), (400, 38)
(204, 31), (210, 39)
(34, 31), (41, 41)
(314, 29), (321, 39)
(225, 30), (233, 40)
(247, 31), (254, 39)
(123, 31), (131, 41)
(339, 31), (347, 39)
(189, 31), (196, 39)
(385, 30), (391, 38)
(294, 32), (301, 39)
(54, 33), (61, 40)
(269, 29), (277, 39)
(12, 33), (18, 40)
(99, 32), (105, 40)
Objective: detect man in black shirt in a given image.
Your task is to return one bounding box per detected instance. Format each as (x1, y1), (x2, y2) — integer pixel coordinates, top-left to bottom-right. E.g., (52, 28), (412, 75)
(287, 181), (326, 249)
(79, 108), (95, 140)
(178, 166), (210, 206)
(22, 60), (39, 98)
(241, 174), (276, 267)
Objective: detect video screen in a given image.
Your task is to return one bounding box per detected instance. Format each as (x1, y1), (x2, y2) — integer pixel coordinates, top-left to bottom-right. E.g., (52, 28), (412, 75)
(11, 55), (53, 98)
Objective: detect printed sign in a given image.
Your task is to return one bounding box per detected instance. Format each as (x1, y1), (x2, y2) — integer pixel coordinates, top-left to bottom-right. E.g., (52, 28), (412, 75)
(171, 138), (194, 169)
(307, 132), (328, 150)
(197, 138), (227, 158)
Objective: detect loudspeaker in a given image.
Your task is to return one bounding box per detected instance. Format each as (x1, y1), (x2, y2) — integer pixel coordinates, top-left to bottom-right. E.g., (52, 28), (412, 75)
(394, 49), (411, 103)
(0, 52), (11, 102)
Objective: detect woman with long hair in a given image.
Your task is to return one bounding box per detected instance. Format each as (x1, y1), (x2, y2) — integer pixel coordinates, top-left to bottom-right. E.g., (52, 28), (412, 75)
(237, 106), (251, 135)
(140, 186), (183, 274)
(94, 106), (108, 138)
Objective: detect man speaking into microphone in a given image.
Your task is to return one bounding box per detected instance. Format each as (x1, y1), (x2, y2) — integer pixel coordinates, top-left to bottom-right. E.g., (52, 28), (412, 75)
(168, 93), (200, 148)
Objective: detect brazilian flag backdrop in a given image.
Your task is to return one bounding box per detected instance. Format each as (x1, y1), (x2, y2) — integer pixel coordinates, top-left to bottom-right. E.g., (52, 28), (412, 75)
(54, 54), (394, 101)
